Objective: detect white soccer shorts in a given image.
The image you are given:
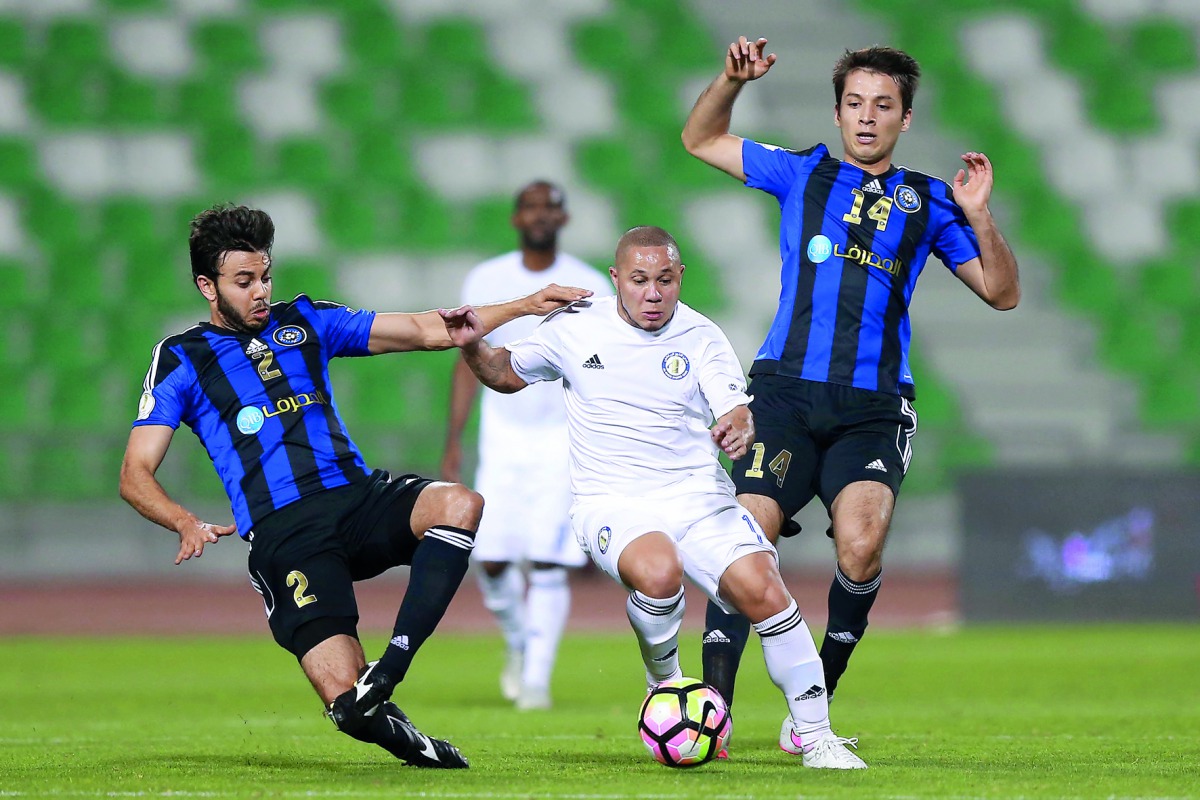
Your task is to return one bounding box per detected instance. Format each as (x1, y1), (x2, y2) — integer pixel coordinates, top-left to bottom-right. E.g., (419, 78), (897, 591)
(473, 450), (586, 567)
(569, 488), (778, 613)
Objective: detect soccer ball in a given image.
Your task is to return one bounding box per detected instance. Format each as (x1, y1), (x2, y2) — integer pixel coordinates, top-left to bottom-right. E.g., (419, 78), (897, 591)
(637, 677), (731, 767)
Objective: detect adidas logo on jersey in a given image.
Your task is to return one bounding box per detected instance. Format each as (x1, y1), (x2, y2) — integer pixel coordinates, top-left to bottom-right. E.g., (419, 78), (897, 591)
(865, 459), (887, 472)
(244, 339), (269, 357)
(582, 354), (604, 369)
(863, 178), (884, 195)
(702, 629), (732, 645)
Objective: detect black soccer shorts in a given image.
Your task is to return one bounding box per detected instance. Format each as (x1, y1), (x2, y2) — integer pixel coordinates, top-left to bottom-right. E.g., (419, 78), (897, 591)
(246, 469), (432, 659)
(731, 374), (918, 524)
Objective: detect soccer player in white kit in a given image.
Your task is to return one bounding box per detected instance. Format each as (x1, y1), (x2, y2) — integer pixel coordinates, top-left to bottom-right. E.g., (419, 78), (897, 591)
(441, 181), (613, 710)
(440, 226), (866, 769)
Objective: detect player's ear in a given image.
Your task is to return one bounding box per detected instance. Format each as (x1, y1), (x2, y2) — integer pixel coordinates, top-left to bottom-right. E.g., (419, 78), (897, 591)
(833, 102), (842, 126)
(608, 265), (618, 285)
(196, 275), (216, 301)
(901, 107), (912, 132)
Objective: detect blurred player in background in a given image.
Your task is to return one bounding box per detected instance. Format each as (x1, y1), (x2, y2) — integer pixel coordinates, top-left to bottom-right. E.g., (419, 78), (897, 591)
(683, 40), (1020, 720)
(440, 180), (612, 710)
(119, 204), (590, 768)
(441, 226), (867, 769)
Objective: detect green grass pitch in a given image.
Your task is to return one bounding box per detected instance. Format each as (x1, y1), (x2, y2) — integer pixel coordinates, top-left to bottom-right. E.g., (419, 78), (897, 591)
(2, 625), (1197, 798)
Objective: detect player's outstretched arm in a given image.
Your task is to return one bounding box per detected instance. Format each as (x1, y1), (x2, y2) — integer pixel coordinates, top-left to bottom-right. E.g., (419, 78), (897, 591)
(951, 151), (1021, 310)
(440, 305), (529, 394)
(682, 36), (777, 181)
(710, 404), (755, 461)
(368, 284), (592, 354)
(119, 425), (237, 565)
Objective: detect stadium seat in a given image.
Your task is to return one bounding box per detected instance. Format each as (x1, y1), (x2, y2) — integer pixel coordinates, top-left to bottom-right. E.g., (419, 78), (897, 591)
(0, 17), (28, 70)
(191, 20), (266, 75)
(1128, 18), (1197, 74)
(273, 136), (341, 190)
(101, 71), (174, 128)
(0, 137), (38, 192)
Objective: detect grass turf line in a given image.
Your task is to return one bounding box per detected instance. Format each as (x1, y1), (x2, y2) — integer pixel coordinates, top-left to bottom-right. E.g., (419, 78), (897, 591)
(0, 626), (1197, 798)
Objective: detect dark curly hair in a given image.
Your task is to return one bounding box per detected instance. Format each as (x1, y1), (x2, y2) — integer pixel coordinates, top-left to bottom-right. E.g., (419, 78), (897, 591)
(188, 204), (275, 285)
(832, 46), (921, 112)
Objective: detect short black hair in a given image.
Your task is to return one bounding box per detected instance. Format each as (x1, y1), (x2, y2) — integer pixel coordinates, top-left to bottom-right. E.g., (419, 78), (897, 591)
(614, 225), (680, 267)
(832, 46), (921, 112)
(188, 204), (275, 284)
(514, 180), (566, 210)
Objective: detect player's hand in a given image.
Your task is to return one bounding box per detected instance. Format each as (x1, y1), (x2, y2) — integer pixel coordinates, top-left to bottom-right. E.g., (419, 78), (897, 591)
(439, 305), (486, 348)
(440, 442), (463, 483)
(174, 518), (236, 565)
(952, 151), (994, 219)
(711, 405), (755, 461)
(725, 36), (776, 83)
(526, 284), (593, 316)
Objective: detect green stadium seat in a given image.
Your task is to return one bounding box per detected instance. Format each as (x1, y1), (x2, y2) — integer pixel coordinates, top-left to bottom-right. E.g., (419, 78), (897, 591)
(347, 129), (417, 188)
(466, 197), (516, 254)
(1098, 311), (1170, 377)
(576, 137), (641, 194)
(1128, 18), (1197, 73)
(43, 19), (110, 68)
(0, 137), (38, 193)
(0, 18), (28, 70)
(319, 188), (389, 250)
(0, 369), (31, 433)
(419, 20), (492, 71)
(320, 75), (402, 129)
(196, 125), (268, 193)
(0, 258), (30, 312)
(174, 73), (240, 131)
(98, 198), (166, 251)
(1140, 372), (1200, 430)
(1137, 256), (1199, 313)
(396, 188), (458, 249)
(1085, 66), (1157, 133)
(342, 8), (406, 69)
(0, 310), (32, 368)
(27, 62), (105, 127)
(571, 19), (637, 72)
(1048, 12), (1118, 76)
(277, 257), (335, 300)
(1165, 198), (1200, 250)
(273, 136), (341, 190)
(475, 73), (537, 130)
(101, 72), (175, 127)
(24, 190), (92, 250)
(122, 242), (195, 310)
(191, 20), (265, 74)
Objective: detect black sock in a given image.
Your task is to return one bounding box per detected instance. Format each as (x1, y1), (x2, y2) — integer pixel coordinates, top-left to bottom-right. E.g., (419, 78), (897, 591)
(701, 600), (751, 709)
(376, 526), (474, 682)
(821, 563), (881, 695)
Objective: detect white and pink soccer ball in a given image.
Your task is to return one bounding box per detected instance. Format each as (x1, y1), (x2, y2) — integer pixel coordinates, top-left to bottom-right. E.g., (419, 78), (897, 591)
(638, 677), (732, 767)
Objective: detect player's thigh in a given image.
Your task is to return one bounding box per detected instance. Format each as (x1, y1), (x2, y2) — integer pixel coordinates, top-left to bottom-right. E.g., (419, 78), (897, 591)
(338, 469), (432, 580)
(677, 495), (778, 615)
(569, 497), (676, 590)
(248, 490), (360, 658)
(731, 379), (820, 522)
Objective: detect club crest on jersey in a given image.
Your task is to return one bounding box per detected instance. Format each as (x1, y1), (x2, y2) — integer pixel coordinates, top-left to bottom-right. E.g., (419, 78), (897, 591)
(894, 185), (921, 213)
(807, 234), (833, 264)
(598, 526), (611, 554)
(662, 352), (690, 380)
(136, 391), (155, 420)
(272, 326), (307, 347)
(236, 405), (265, 435)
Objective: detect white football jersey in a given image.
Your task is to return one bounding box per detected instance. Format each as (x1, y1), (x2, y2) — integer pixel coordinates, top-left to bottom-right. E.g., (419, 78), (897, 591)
(461, 251), (612, 455)
(507, 296), (751, 498)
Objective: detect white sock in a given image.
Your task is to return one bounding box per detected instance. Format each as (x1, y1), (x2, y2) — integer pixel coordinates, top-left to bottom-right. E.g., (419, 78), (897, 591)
(754, 599), (831, 747)
(523, 567), (570, 689)
(626, 587), (685, 685)
(478, 566), (525, 654)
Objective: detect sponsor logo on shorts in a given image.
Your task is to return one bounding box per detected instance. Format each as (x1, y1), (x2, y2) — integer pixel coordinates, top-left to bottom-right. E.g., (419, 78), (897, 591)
(662, 352), (690, 380)
(598, 526), (611, 554)
(272, 325), (307, 346)
(865, 459), (887, 472)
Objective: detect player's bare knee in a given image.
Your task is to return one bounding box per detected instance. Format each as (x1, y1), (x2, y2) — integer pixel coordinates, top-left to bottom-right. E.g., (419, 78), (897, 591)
(838, 537), (883, 581)
(422, 483), (484, 531)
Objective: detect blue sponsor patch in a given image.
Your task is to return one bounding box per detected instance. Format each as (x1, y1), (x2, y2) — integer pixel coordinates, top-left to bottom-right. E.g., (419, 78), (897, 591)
(807, 234), (833, 263)
(236, 405), (265, 434)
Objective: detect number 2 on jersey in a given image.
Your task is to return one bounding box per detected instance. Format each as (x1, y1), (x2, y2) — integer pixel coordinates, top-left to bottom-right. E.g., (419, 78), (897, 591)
(744, 442), (793, 488)
(286, 570), (318, 608)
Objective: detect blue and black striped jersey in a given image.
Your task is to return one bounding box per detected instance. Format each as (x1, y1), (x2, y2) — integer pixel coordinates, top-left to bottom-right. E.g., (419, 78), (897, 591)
(132, 294), (377, 536)
(743, 140), (981, 398)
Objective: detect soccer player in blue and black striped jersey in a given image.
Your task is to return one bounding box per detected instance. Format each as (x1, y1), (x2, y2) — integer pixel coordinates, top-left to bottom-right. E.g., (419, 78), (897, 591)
(119, 205), (591, 768)
(683, 39), (1020, 753)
